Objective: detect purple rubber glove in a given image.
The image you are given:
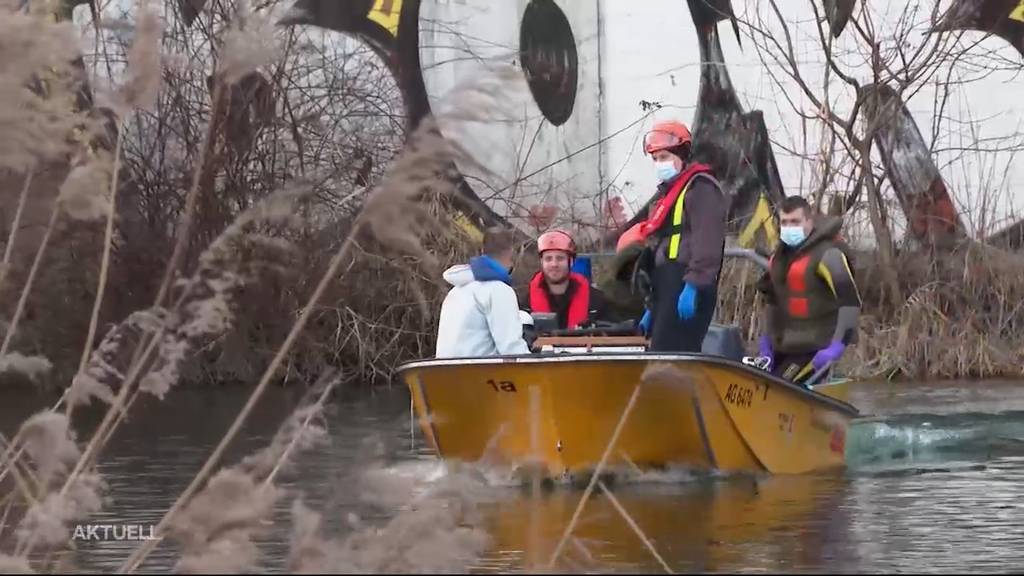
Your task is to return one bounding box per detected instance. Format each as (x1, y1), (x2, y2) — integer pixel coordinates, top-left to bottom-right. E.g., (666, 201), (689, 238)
(758, 335), (774, 370)
(812, 340), (846, 371)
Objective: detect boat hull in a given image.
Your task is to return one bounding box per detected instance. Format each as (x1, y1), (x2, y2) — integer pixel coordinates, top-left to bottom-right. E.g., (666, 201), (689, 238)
(398, 354), (858, 479)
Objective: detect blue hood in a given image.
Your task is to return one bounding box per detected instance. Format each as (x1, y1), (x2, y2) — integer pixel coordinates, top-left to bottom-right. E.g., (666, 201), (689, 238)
(469, 255), (513, 285)
(442, 255), (513, 287)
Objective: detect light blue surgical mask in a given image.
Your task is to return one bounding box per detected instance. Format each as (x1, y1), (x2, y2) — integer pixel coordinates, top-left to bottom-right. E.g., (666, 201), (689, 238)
(655, 161), (679, 183)
(780, 225), (807, 247)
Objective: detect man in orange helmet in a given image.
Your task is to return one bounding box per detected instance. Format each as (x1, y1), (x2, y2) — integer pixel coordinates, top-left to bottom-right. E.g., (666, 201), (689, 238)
(629, 119), (728, 352)
(519, 228), (609, 330)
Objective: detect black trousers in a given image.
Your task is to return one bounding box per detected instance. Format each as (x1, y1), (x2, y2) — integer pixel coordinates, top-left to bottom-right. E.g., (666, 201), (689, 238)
(649, 261), (718, 352)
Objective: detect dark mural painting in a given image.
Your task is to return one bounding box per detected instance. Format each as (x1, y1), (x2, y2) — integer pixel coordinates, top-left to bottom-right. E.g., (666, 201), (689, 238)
(862, 84), (966, 248)
(34, 0), (1024, 251)
(519, 0), (579, 127)
(933, 0), (1024, 57)
(622, 0), (784, 252)
(282, 0), (783, 247)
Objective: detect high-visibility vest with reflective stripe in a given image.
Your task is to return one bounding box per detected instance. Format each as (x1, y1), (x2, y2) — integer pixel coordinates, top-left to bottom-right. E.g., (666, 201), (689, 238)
(661, 173), (718, 260)
(667, 179), (691, 260)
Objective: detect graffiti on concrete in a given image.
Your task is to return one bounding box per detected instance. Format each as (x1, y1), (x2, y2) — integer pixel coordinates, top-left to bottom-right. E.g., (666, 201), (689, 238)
(46, 0), (1024, 252)
(862, 84), (965, 247)
(131, 0), (788, 251)
(620, 0), (783, 252)
(520, 0), (579, 127)
(283, 0), (610, 242)
(932, 0), (1024, 57)
(823, 0), (857, 37)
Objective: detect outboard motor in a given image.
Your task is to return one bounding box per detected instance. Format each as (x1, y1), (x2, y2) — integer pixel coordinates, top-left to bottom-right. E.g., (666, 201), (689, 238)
(700, 323), (746, 362)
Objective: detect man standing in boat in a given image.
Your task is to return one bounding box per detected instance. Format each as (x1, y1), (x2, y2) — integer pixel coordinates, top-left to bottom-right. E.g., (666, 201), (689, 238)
(519, 228), (610, 330)
(756, 196), (862, 384)
(435, 226), (531, 358)
(632, 120), (728, 352)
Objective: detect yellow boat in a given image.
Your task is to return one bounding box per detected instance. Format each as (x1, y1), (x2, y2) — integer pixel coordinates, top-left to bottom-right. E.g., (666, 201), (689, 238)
(398, 328), (858, 481)
(398, 249), (859, 480)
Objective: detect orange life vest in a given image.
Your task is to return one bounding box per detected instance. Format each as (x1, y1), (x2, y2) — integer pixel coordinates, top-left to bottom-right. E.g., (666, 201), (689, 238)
(528, 272), (591, 329)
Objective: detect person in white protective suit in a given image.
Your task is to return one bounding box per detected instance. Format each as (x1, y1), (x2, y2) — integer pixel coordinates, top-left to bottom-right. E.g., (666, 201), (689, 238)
(435, 226), (531, 358)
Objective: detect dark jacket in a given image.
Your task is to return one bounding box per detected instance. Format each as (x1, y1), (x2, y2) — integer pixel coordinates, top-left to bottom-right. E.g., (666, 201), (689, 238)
(757, 216), (862, 354)
(649, 172), (728, 289)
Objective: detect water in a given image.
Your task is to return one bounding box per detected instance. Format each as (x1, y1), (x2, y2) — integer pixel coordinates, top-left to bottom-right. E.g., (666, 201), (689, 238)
(2, 379), (1024, 573)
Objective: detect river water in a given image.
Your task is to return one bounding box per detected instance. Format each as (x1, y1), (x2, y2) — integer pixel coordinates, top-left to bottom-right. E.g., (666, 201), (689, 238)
(2, 379), (1023, 573)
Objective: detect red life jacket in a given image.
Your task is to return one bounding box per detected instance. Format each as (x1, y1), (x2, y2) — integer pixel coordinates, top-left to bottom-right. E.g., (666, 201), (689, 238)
(528, 272), (591, 329)
(638, 162), (714, 239)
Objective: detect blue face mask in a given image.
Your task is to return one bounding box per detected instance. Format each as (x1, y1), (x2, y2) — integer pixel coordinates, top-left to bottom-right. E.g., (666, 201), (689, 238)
(655, 161), (679, 183)
(780, 225), (807, 247)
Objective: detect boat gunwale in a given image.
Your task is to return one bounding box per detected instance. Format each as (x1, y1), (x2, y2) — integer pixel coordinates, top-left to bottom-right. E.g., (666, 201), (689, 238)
(395, 352), (860, 417)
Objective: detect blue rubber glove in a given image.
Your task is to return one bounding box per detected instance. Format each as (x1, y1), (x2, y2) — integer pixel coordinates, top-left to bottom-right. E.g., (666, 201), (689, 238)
(638, 309), (652, 336)
(812, 340), (846, 371)
(758, 334), (774, 371)
(677, 283), (698, 320)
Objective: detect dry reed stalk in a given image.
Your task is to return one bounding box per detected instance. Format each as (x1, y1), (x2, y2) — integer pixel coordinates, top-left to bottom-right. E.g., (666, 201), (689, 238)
(261, 375), (336, 486)
(1, 445), (40, 511)
(118, 226), (358, 573)
(0, 206), (60, 358)
(165, 367), (333, 573)
(527, 385), (543, 571)
(61, 184), (309, 494)
(546, 379), (643, 570)
(0, 170), (33, 292)
(0, 392), (70, 497)
(57, 310), (172, 500)
(596, 479), (674, 574)
(13, 411), (106, 560)
(65, 0), (161, 422)
(151, 1), (278, 310)
(68, 128), (123, 423)
(151, 81), (224, 312)
(117, 60), (506, 563)
(107, 62), (508, 571)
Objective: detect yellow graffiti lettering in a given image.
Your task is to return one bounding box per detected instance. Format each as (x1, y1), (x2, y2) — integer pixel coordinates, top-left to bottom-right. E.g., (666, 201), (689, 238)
(738, 194), (778, 250)
(762, 208), (779, 249)
(368, 0), (402, 36)
(451, 212), (485, 244)
(1010, 1), (1024, 23)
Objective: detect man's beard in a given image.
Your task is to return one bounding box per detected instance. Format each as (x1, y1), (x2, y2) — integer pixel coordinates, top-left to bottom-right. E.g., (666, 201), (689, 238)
(545, 273), (569, 287)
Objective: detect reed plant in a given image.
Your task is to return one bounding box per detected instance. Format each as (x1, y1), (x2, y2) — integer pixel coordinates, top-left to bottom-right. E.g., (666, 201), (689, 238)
(0, 0), (509, 572)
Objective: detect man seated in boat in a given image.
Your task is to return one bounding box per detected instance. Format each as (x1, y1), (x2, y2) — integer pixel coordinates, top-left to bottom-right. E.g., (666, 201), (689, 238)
(435, 226), (531, 358)
(518, 228), (610, 331)
(756, 195), (862, 385)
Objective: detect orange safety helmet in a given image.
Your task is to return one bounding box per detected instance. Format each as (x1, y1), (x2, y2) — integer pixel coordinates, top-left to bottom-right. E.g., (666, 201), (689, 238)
(537, 228), (577, 256)
(616, 222), (646, 253)
(643, 120), (692, 155)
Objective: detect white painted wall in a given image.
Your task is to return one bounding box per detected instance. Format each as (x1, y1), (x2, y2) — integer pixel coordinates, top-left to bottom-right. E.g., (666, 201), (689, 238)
(418, 0), (603, 235)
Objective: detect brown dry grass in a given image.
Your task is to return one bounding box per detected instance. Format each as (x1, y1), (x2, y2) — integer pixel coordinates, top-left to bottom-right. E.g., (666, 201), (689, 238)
(0, 0), (502, 572)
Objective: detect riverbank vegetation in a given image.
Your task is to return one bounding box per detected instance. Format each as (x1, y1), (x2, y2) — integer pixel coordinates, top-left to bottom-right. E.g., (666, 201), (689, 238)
(0, 0), (497, 571)
(0, 0), (1022, 571)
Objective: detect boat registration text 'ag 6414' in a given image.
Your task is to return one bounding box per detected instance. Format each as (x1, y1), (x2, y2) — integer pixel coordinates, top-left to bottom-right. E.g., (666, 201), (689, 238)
(724, 382), (757, 408)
